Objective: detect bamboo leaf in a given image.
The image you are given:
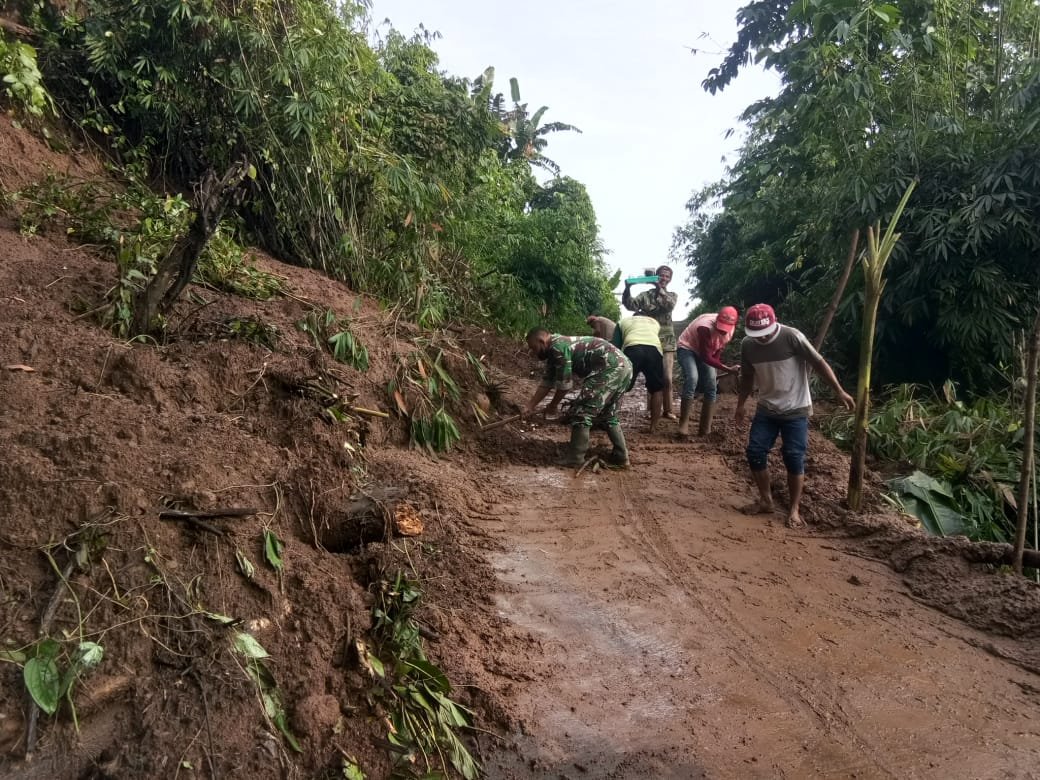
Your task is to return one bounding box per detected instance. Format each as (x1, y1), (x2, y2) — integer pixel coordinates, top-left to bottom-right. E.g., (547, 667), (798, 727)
(263, 529), (284, 572)
(232, 632), (270, 660)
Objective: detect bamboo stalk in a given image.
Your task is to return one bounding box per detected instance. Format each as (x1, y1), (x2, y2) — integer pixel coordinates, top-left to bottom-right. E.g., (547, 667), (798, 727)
(349, 406), (390, 419)
(847, 181), (916, 511)
(1013, 308), (1040, 573)
(814, 228), (860, 350)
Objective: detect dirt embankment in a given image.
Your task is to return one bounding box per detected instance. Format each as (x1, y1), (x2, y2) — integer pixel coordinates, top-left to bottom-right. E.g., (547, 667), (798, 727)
(1, 116), (1040, 780)
(0, 119), (531, 778)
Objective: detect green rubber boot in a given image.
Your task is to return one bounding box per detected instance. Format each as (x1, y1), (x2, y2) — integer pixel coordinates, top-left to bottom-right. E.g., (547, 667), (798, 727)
(556, 425), (591, 467)
(606, 425), (630, 467)
(698, 400), (716, 436)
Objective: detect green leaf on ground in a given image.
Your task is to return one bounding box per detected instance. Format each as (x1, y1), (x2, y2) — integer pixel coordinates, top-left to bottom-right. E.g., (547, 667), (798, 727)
(232, 632), (270, 660)
(24, 655), (61, 715)
(263, 530), (284, 572)
(236, 548), (256, 580)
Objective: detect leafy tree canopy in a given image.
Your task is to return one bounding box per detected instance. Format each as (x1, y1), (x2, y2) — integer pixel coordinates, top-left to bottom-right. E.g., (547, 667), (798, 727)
(24, 0), (615, 335)
(675, 0), (1040, 388)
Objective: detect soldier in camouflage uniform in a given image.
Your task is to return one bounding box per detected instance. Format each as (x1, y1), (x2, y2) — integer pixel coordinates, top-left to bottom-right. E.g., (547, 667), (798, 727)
(524, 328), (633, 467)
(623, 265), (679, 418)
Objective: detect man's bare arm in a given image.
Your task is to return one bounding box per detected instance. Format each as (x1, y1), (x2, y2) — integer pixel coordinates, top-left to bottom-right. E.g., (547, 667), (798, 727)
(524, 384), (553, 415)
(810, 354), (855, 410)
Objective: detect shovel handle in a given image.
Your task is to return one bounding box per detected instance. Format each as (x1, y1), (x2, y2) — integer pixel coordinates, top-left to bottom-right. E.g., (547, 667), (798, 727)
(479, 413), (524, 434)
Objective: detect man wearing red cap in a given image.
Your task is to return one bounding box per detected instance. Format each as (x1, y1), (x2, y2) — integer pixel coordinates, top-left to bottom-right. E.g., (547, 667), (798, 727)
(675, 306), (740, 436)
(735, 304), (854, 527)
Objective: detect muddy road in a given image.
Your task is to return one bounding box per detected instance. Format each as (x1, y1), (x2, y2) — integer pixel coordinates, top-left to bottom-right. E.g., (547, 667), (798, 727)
(474, 400), (1040, 779)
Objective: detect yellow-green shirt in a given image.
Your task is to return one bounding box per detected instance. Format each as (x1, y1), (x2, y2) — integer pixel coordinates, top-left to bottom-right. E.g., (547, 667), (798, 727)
(615, 315), (663, 354)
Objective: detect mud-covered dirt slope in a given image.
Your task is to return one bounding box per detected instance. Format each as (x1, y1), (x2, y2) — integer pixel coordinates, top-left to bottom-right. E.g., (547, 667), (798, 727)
(0, 119), (534, 779)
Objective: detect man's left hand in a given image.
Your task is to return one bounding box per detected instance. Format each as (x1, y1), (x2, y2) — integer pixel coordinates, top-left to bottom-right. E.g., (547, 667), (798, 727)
(839, 390), (855, 410)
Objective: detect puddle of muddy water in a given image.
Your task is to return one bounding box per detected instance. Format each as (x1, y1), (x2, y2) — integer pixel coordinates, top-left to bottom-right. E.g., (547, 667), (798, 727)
(485, 535), (712, 778)
(492, 542), (694, 728)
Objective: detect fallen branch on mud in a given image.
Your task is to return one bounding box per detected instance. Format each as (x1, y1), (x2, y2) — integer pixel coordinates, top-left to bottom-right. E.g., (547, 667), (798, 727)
(348, 405), (389, 419)
(574, 455), (606, 477)
(158, 507), (257, 536)
(158, 507), (257, 520)
(478, 413), (524, 434)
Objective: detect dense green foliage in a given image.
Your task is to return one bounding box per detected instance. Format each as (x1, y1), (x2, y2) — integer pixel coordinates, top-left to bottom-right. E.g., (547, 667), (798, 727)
(0, 34), (52, 116)
(826, 382), (1036, 543)
(674, 0), (1040, 388)
(25, 0), (616, 333)
(12, 170), (282, 336)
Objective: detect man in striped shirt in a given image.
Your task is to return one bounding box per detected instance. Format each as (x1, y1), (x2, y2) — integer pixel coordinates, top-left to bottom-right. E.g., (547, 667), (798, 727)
(735, 304), (854, 528)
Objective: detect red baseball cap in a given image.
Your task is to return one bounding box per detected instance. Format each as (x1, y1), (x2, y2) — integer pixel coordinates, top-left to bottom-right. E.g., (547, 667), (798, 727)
(715, 306), (739, 335)
(745, 303), (779, 337)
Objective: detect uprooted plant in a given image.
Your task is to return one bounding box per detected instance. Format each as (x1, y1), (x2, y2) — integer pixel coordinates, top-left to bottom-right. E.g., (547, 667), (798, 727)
(358, 571), (479, 779)
(388, 341), (498, 453)
(389, 345), (461, 453)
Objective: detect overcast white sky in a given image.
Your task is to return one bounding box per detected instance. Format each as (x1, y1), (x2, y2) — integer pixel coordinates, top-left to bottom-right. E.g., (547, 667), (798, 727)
(370, 0), (779, 319)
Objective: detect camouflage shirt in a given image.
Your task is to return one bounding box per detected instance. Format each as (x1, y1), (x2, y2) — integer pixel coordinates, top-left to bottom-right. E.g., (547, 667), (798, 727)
(540, 335), (630, 391)
(626, 287), (678, 350)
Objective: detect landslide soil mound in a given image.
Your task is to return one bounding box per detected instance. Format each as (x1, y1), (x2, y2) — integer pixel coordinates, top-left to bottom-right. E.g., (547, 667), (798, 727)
(0, 120), (530, 779)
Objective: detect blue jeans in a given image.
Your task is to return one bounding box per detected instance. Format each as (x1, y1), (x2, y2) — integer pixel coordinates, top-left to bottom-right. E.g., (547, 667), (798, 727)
(746, 411), (809, 475)
(677, 347), (717, 401)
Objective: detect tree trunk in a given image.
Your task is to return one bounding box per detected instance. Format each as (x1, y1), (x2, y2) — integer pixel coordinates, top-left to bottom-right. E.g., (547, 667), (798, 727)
(130, 159), (249, 337)
(814, 228), (860, 350)
(1013, 309), (1040, 573)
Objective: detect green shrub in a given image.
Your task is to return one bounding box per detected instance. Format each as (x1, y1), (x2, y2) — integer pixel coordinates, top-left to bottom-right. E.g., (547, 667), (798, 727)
(0, 35), (53, 116)
(825, 382), (1032, 543)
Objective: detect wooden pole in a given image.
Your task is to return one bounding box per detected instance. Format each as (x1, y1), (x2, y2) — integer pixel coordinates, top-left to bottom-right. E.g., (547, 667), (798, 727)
(1013, 309), (1040, 573)
(814, 228), (860, 350)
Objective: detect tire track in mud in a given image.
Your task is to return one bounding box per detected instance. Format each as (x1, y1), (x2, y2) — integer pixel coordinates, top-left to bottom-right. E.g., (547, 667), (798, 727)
(479, 423), (1040, 779)
(606, 451), (901, 778)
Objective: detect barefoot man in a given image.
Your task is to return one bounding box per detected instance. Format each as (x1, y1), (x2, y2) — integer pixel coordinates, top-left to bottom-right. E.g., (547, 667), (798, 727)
(734, 304), (854, 527)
